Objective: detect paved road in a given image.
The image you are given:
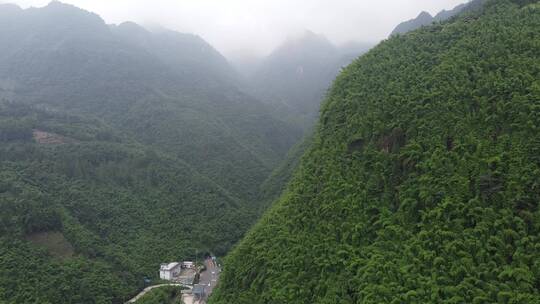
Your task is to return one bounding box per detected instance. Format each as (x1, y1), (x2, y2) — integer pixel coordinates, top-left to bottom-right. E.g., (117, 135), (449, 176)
(125, 283), (190, 303)
(197, 257), (221, 303)
(125, 258), (220, 304)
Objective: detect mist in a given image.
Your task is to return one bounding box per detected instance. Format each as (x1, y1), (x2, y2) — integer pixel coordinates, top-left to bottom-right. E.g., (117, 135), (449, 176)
(5, 0), (466, 57)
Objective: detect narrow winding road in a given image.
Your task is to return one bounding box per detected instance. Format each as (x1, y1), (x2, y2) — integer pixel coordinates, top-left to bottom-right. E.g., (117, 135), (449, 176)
(126, 257), (220, 304)
(197, 257), (221, 303)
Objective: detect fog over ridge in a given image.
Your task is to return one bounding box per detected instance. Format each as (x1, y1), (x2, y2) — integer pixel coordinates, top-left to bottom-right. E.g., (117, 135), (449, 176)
(3, 0), (467, 58)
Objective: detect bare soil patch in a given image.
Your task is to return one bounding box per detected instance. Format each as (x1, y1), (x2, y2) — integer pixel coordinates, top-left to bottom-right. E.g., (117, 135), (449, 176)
(32, 129), (70, 144)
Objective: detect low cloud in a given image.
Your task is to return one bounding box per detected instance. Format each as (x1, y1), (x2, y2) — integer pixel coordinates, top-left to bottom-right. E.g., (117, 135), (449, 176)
(6, 0), (467, 56)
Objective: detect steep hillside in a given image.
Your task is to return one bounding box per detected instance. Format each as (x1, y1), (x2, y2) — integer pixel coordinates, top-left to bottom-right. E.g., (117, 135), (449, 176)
(0, 2), (303, 303)
(0, 2), (301, 201)
(0, 102), (253, 303)
(212, 1), (540, 303)
(257, 136), (313, 212)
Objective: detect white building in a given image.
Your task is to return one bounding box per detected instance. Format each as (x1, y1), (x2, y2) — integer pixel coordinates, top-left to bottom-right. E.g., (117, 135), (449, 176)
(159, 262), (182, 281)
(183, 261), (194, 269)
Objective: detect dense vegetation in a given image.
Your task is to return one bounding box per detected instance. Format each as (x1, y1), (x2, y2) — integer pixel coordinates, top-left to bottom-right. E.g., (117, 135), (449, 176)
(0, 102), (257, 303)
(0, 2), (314, 301)
(0, 3), (303, 303)
(0, 2), (301, 202)
(212, 1), (540, 303)
(257, 137), (312, 212)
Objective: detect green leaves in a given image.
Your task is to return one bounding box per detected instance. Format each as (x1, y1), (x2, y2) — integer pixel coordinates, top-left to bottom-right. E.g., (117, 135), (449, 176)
(0, 104), (258, 303)
(211, 1), (540, 303)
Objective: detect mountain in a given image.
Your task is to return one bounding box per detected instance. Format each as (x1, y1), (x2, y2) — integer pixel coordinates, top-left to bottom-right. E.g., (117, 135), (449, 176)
(211, 1), (540, 303)
(237, 31), (373, 132)
(248, 31), (339, 129)
(390, 0), (486, 36)
(0, 2), (303, 303)
(337, 41), (375, 64)
(433, 3), (470, 21)
(0, 102), (253, 303)
(257, 136), (313, 212)
(0, 1), (302, 201)
(227, 50), (263, 80)
(390, 11), (435, 36)
(111, 21), (240, 87)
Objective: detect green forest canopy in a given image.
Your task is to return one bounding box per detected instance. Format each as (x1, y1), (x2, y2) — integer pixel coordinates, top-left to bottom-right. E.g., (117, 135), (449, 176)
(0, 2), (303, 303)
(211, 1), (540, 303)
(0, 102), (254, 303)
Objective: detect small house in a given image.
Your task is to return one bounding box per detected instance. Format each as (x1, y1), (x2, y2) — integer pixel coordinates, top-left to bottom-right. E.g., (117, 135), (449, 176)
(159, 262), (181, 281)
(182, 261), (194, 269)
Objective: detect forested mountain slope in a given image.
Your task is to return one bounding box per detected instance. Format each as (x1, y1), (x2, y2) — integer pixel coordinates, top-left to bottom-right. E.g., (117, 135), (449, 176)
(0, 102), (254, 303)
(0, 2), (303, 303)
(212, 1), (540, 303)
(256, 136), (313, 212)
(0, 2), (301, 201)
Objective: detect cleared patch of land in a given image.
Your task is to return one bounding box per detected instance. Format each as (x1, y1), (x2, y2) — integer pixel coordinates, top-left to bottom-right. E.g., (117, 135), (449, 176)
(26, 231), (74, 260)
(32, 129), (69, 144)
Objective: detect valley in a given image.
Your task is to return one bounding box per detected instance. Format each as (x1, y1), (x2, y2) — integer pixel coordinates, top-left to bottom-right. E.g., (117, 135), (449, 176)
(0, 2), (301, 302)
(1, 0), (540, 303)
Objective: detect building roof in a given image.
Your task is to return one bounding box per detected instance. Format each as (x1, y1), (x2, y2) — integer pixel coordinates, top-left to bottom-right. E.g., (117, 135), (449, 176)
(160, 262), (180, 271)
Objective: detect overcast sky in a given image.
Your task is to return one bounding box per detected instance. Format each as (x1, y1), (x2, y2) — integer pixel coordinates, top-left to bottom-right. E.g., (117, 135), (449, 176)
(5, 0), (467, 57)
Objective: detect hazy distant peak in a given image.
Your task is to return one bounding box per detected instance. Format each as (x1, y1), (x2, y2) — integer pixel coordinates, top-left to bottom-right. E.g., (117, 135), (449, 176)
(0, 3), (21, 11)
(154, 28), (200, 40)
(19, 1), (108, 36)
(44, 0), (89, 13)
(152, 29), (219, 56)
(277, 30), (336, 55)
(118, 21), (145, 30)
(301, 29), (324, 39)
(0, 2), (21, 20)
(297, 30), (332, 45)
(417, 11), (433, 19)
(115, 21), (150, 36)
(390, 0), (486, 36)
(46, 0), (69, 8)
(113, 22), (207, 43)
(390, 10), (438, 36)
(338, 41), (374, 56)
(40, 1), (106, 23)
